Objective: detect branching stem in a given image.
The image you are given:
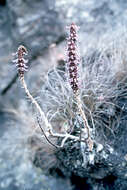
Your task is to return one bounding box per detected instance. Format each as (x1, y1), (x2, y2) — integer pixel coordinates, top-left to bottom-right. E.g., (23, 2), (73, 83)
(20, 77), (83, 148)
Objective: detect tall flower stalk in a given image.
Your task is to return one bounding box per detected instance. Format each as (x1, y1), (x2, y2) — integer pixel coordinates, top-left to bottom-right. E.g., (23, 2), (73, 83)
(13, 45), (58, 147)
(67, 23), (93, 151)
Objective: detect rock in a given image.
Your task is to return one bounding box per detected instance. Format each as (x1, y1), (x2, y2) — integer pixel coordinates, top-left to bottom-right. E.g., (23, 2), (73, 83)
(0, 111), (71, 190)
(0, 5), (15, 94)
(0, 0), (65, 94)
(7, 0), (64, 57)
(1, 0), (127, 189)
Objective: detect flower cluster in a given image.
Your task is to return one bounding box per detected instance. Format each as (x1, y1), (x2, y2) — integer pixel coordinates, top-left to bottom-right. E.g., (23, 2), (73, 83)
(13, 45), (28, 78)
(67, 23), (79, 94)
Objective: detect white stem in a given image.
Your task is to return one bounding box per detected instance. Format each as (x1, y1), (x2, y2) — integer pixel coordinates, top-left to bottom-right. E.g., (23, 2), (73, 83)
(20, 77), (52, 131)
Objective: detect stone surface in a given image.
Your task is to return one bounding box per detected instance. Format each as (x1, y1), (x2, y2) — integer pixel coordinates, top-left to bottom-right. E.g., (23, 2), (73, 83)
(1, 0), (127, 190)
(0, 111), (71, 190)
(0, 0), (65, 94)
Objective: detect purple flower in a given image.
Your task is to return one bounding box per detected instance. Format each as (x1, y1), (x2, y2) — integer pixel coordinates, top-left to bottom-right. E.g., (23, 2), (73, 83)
(67, 23), (79, 93)
(13, 45), (28, 78)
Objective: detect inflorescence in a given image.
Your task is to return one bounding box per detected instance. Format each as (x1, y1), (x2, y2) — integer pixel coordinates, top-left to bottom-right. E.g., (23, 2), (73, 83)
(67, 23), (79, 94)
(13, 45), (28, 78)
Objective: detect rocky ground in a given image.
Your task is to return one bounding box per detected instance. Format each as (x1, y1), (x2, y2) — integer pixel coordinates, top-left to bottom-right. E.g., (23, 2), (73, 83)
(1, 0), (127, 189)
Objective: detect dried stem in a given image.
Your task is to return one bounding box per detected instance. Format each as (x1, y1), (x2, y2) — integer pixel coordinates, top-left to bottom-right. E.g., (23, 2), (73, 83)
(20, 77), (52, 131)
(20, 77), (59, 147)
(75, 93), (93, 151)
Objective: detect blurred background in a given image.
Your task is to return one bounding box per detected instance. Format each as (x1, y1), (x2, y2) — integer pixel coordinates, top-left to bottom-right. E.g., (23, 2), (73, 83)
(0, 0), (127, 189)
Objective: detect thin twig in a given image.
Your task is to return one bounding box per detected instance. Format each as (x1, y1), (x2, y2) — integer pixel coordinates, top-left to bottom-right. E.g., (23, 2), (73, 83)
(37, 116), (59, 148)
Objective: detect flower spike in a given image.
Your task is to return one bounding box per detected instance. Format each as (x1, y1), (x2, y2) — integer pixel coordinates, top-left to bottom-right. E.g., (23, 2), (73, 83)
(13, 45), (28, 78)
(67, 23), (79, 94)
